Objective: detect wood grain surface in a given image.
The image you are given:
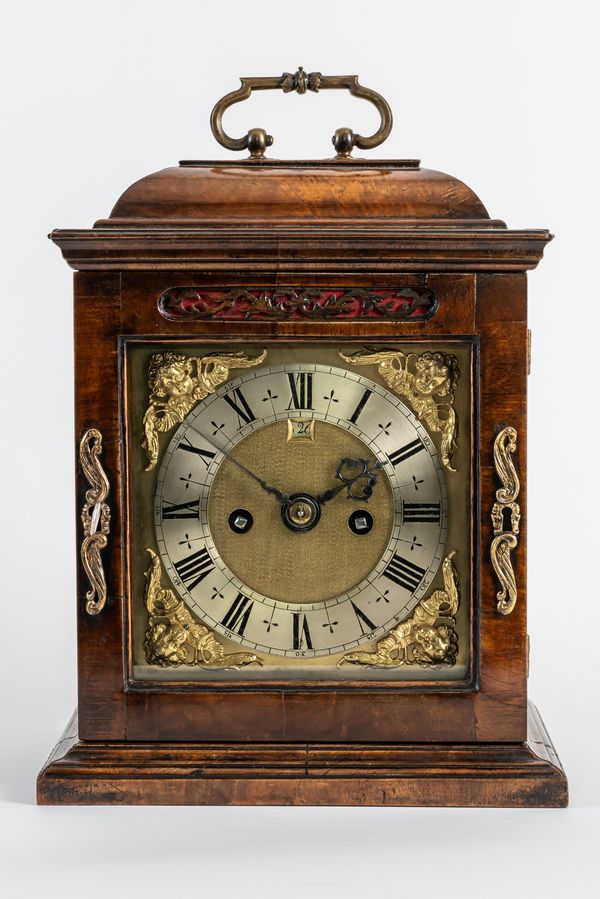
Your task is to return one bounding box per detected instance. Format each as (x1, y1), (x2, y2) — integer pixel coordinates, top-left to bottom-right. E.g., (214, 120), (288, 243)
(37, 703), (568, 807)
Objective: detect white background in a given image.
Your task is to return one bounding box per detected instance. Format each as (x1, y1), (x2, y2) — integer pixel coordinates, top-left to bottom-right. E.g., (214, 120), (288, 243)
(1, 0), (598, 895)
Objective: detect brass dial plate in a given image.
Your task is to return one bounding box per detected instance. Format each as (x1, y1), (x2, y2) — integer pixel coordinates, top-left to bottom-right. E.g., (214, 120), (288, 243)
(154, 363), (447, 658)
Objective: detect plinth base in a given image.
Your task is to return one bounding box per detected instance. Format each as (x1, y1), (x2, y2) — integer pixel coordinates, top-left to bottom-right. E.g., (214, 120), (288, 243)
(37, 701), (567, 807)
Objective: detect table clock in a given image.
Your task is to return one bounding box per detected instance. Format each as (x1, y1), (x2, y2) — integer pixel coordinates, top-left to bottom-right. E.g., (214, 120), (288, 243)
(37, 69), (568, 806)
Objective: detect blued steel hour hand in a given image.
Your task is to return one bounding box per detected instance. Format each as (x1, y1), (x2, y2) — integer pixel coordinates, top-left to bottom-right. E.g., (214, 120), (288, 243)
(316, 458), (382, 505)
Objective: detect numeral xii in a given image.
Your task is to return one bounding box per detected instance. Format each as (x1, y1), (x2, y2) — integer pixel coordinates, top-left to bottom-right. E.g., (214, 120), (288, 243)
(287, 372), (313, 410)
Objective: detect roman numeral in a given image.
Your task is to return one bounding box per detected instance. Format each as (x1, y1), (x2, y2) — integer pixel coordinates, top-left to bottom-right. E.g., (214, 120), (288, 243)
(403, 502), (441, 523)
(177, 437), (216, 467)
(292, 613), (313, 651)
(388, 438), (425, 466)
(161, 499), (200, 520)
(221, 593), (254, 637)
(223, 387), (256, 427)
(350, 601), (376, 635)
(349, 388), (372, 424)
(287, 372), (313, 410)
(173, 548), (214, 591)
(383, 554), (426, 592)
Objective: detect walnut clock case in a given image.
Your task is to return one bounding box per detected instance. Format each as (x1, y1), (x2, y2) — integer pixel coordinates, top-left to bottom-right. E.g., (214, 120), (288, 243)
(37, 70), (568, 807)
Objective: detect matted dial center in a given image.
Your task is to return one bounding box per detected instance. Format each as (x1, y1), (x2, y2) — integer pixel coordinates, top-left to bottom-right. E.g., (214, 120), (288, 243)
(208, 419), (395, 603)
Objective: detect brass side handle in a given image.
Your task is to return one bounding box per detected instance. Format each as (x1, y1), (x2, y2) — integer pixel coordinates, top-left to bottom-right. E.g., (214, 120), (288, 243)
(210, 67), (393, 159)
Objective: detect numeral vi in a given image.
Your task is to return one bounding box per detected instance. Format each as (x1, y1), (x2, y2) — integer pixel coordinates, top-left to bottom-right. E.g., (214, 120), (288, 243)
(292, 613), (313, 651)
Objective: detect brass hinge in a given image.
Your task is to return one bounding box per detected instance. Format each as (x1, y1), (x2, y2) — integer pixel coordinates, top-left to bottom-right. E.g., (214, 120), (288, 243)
(527, 329), (532, 375)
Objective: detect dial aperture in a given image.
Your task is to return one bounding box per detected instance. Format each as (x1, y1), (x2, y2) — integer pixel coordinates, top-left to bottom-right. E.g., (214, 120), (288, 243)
(154, 362), (448, 658)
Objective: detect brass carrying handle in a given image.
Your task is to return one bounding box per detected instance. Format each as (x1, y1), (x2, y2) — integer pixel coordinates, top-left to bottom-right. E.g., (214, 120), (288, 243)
(210, 67), (393, 159)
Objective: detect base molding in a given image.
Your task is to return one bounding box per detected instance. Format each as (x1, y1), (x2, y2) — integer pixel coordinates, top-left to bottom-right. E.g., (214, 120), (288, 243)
(37, 701), (567, 807)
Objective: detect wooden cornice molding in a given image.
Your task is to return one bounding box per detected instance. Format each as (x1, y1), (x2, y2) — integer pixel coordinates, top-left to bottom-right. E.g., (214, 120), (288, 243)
(50, 226), (552, 272)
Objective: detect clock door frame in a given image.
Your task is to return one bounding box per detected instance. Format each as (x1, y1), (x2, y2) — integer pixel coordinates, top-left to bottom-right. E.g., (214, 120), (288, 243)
(121, 333), (476, 689)
(73, 269), (529, 744)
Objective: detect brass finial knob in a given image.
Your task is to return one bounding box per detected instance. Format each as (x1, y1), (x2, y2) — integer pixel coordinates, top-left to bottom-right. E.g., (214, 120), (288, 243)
(332, 127), (355, 158)
(246, 128), (273, 158)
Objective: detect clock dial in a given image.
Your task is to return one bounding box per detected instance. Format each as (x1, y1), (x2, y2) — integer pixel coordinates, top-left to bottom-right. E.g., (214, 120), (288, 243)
(154, 363), (447, 658)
